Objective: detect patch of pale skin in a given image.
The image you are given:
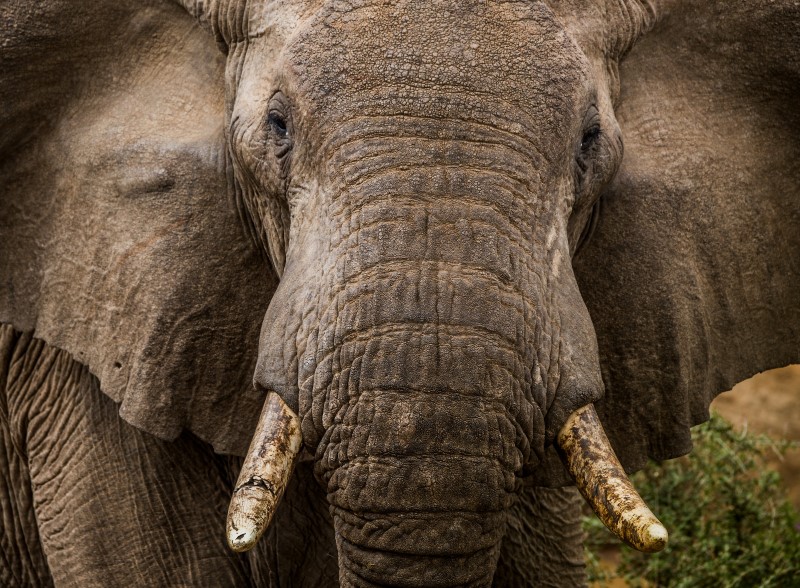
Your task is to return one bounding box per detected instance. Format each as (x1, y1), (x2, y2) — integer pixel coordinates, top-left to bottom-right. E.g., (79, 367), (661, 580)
(558, 404), (668, 553)
(552, 249), (562, 279)
(546, 226), (558, 250)
(226, 392), (303, 552)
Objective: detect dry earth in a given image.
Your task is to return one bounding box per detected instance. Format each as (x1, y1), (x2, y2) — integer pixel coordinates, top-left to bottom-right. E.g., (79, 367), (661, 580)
(713, 365), (800, 509)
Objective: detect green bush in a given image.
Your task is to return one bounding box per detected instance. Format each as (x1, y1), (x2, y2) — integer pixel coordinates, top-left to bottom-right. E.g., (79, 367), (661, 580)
(584, 414), (800, 587)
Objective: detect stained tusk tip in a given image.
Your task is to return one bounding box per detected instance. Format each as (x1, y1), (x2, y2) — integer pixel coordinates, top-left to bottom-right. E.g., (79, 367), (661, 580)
(226, 484), (278, 551)
(227, 524), (258, 552)
(642, 522), (669, 552)
(226, 499), (261, 552)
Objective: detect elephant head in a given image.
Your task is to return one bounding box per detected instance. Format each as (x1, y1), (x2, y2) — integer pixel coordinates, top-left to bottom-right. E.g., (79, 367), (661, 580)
(1, 0), (798, 586)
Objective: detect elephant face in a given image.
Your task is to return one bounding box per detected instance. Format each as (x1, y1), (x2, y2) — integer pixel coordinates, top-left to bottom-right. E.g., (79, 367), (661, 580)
(247, 4), (611, 441)
(224, 4), (619, 582)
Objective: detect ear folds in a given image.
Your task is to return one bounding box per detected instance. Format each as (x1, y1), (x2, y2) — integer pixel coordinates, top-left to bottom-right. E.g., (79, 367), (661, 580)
(573, 1), (800, 472)
(0, 1), (276, 455)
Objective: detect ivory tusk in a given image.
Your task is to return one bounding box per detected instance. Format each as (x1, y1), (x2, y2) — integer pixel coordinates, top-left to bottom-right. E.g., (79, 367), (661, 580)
(226, 392), (302, 552)
(557, 404), (668, 553)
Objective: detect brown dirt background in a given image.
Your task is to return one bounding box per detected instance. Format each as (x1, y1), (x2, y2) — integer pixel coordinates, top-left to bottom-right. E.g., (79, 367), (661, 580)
(713, 365), (800, 509)
(593, 364), (800, 587)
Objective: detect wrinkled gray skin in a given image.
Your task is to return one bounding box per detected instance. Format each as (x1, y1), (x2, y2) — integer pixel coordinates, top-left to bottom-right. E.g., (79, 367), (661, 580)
(1, 0), (798, 586)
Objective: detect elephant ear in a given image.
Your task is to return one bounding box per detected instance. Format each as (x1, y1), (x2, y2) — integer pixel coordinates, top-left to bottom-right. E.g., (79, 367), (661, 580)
(0, 0), (276, 455)
(574, 0), (800, 473)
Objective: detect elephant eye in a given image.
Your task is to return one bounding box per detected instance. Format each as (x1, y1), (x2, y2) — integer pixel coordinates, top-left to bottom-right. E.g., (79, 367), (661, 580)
(267, 92), (293, 160)
(268, 111), (288, 139)
(576, 105), (602, 175)
(267, 110), (292, 159)
(576, 125), (601, 174)
(581, 126), (601, 152)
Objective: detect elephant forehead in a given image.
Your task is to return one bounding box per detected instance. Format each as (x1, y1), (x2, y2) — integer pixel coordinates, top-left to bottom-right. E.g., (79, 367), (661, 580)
(285, 0), (591, 135)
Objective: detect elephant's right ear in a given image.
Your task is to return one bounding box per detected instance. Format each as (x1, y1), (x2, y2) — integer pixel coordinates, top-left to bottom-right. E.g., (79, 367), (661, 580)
(573, 1), (800, 473)
(0, 0), (277, 455)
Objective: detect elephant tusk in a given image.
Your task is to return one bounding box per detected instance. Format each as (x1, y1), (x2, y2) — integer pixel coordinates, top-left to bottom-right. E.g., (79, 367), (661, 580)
(226, 392), (302, 552)
(557, 404), (668, 553)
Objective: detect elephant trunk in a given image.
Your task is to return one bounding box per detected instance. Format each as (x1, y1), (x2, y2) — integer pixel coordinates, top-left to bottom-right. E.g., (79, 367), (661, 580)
(320, 369), (518, 588)
(332, 485), (506, 587)
(303, 217), (540, 585)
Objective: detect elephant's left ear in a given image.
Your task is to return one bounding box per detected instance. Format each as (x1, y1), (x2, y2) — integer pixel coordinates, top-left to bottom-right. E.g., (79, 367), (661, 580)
(0, 0), (275, 456)
(573, 1), (800, 473)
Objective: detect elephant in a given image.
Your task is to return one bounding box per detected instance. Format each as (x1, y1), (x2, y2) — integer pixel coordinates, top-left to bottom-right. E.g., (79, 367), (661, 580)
(1, 0), (798, 586)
